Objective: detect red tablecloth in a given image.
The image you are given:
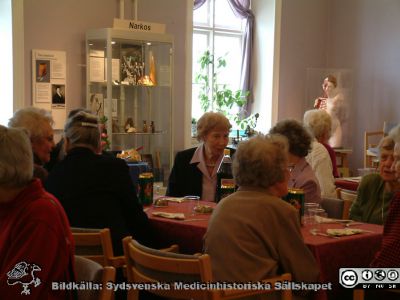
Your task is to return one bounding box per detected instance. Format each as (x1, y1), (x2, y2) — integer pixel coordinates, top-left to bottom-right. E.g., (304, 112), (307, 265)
(145, 202), (383, 300)
(302, 222), (382, 299)
(145, 201), (215, 254)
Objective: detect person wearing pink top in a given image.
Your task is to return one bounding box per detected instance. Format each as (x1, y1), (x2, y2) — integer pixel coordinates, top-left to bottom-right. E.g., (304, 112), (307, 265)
(270, 119), (322, 204)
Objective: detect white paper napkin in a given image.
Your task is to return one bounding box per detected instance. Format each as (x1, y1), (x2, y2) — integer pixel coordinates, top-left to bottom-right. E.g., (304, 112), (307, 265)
(157, 197), (185, 203)
(152, 212), (185, 220)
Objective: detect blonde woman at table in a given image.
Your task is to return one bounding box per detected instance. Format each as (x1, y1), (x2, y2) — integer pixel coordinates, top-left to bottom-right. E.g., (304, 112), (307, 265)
(204, 135), (319, 296)
(270, 119), (322, 204)
(166, 112), (233, 201)
(350, 136), (399, 225)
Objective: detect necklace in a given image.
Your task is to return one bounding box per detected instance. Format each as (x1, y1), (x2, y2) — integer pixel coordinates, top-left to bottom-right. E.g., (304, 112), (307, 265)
(206, 162), (216, 167)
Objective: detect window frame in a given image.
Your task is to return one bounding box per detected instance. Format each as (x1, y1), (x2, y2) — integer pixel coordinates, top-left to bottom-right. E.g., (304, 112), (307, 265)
(192, 0), (245, 122)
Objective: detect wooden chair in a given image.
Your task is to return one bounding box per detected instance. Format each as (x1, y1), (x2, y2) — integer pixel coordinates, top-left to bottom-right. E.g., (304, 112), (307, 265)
(75, 255), (115, 300)
(336, 188), (358, 219)
(71, 227), (125, 269)
(123, 236), (292, 300)
(364, 130), (384, 168)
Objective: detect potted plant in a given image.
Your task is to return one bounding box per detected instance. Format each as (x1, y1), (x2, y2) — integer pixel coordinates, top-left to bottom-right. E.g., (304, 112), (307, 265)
(194, 50), (257, 131)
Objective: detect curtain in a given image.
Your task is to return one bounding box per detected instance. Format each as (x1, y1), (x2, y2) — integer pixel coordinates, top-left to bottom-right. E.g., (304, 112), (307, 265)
(227, 0), (254, 116)
(193, 0), (206, 10)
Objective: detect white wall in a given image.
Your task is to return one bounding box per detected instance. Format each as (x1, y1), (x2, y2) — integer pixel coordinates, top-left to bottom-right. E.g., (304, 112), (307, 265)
(251, 0), (277, 132)
(278, 0), (400, 173)
(21, 0), (190, 152)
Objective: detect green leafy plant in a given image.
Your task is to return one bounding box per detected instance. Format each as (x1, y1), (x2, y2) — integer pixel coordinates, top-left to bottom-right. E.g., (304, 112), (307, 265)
(194, 50), (256, 130)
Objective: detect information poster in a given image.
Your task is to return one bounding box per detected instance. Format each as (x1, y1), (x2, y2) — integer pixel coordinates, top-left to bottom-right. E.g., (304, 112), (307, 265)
(32, 49), (67, 129)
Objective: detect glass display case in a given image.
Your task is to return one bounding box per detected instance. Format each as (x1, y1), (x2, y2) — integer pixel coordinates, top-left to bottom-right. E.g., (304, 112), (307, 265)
(86, 28), (173, 180)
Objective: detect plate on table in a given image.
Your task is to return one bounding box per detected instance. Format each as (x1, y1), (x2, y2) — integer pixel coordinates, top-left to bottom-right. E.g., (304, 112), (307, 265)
(153, 198), (169, 207)
(326, 228), (364, 237)
(193, 205), (213, 214)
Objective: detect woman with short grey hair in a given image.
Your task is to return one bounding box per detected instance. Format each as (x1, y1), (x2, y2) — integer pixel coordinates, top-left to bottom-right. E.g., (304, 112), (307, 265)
(8, 107), (55, 181)
(45, 111), (152, 255)
(270, 119), (322, 203)
(204, 134), (319, 291)
(64, 111), (101, 153)
(0, 125), (75, 298)
(232, 134), (288, 189)
(0, 126), (33, 188)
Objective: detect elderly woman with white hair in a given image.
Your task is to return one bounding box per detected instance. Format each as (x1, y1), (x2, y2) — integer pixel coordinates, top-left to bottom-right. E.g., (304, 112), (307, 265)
(204, 134), (319, 293)
(371, 124), (400, 267)
(167, 111), (233, 201)
(303, 109), (337, 198)
(8, 107), (55, 181)
(0, 125), (75, 299)
(45, 111), (152, 255)
(304, 109), (339, 178)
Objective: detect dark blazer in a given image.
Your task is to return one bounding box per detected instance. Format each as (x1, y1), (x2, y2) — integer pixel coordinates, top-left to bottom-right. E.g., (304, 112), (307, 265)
(52, 92), (65, 104)
(45, 147), (151, 255)
(166, 146), (235, 198)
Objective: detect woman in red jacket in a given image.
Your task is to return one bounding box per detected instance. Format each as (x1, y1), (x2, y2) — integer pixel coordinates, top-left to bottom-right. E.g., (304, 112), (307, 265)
(0, 125), (75, 300)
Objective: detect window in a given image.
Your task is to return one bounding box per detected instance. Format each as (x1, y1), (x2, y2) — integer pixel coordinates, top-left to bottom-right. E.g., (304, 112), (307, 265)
(192, 0), (245, 123)
(0, 0), (13, 126)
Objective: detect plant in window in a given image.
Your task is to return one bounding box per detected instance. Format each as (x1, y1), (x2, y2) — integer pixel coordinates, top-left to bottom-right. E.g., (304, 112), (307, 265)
(195, 50), (256, 130)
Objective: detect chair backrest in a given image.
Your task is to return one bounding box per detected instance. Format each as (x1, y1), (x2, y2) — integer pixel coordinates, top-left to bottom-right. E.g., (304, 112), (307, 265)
(321, 197), (344, 219)
(123, 236), (292, 300)
(75, 255), (115, 300)
(71, 227), (115, 267)
(336, 188), (358, 219)
(364, 130), (384, 168)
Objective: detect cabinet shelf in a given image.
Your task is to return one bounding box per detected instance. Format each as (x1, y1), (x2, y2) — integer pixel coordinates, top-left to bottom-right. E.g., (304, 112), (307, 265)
(112, 131), (166, 136)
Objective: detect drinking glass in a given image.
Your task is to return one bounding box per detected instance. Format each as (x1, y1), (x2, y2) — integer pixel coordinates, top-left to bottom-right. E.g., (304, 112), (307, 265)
(183, 195), (200, 216)
(304, 203), (320, 225)
(309, 208), (327, 233)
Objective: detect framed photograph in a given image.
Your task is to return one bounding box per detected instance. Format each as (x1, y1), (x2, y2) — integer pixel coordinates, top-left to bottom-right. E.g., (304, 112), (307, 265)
(36, 60), (50, 82)
(120, 44), (144, 84)
(51, 84), (66, 107)
(89, 93), (104, 116)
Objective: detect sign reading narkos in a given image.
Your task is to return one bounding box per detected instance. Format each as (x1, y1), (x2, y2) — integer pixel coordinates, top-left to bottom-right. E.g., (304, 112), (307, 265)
(113, 18), (166, 34)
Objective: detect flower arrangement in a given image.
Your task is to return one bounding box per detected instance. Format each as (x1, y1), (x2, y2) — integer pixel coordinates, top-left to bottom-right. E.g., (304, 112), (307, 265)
(99, 116), (110, 151)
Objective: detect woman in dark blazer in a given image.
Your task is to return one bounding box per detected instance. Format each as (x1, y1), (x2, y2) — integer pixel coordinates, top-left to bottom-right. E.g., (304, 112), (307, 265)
(45, 111), (152, 255)
(167, 112), (233, 201)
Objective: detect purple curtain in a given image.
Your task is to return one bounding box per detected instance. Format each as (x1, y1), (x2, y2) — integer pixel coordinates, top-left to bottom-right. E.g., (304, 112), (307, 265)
(193, 0), (206, 10)
(227, 0), (254, 116)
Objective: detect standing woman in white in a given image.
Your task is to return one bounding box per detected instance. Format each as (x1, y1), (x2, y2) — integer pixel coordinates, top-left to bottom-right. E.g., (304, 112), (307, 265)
(314, 75), (345, 148)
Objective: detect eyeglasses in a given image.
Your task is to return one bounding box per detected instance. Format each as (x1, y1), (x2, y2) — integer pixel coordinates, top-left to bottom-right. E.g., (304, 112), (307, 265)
(287, 165), (295, 172)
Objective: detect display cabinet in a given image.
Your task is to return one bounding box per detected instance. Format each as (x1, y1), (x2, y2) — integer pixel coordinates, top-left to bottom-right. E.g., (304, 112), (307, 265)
(86, 28), (173, 180)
